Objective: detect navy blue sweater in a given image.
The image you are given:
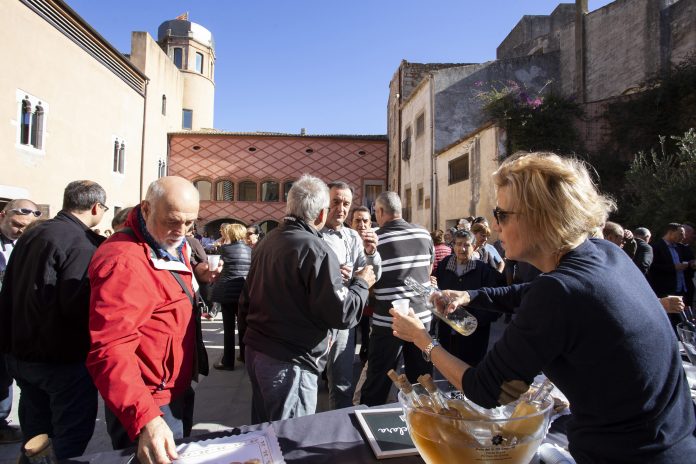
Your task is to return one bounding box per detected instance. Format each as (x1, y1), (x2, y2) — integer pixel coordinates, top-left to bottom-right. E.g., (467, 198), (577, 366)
(463, 239), (696, 463)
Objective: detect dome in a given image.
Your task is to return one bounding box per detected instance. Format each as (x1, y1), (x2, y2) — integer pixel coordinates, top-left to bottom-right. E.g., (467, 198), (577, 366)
(157, 19), (215, 50)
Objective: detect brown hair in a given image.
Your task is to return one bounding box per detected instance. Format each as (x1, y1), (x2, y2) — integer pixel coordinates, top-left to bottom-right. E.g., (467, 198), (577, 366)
(470, 222), (491, 237)
(431, 229), (444, 244)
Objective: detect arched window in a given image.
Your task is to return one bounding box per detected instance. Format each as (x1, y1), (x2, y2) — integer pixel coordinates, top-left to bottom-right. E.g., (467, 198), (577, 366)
(216, 180), (234, 201)
(161, 95), (167, 115)
(283, 180), (294, 202)
(238, 181), (257, 201)
(118, 142), (125, 173)
(194, 180), (212, 201)
(261, 181), (279, 202)
(20, 99), (31, 145)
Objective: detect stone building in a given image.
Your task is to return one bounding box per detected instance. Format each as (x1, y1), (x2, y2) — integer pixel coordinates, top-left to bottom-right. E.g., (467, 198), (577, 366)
(3, 0), (216, 226)
(168, 131), (387, 236)
(388, 0), (696, 232)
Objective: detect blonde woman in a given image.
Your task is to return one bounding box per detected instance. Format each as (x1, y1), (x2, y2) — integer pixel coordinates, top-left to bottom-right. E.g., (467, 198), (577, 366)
(211, 223), (251, 369)
(391, 152), (696, 462)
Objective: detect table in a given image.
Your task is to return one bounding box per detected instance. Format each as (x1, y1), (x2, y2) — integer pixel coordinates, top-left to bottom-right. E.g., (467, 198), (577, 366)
(61, 404), (570, 464)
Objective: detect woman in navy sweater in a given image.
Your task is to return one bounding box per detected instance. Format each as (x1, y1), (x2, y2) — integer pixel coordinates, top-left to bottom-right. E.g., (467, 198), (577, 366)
(391, 152), (696, 463)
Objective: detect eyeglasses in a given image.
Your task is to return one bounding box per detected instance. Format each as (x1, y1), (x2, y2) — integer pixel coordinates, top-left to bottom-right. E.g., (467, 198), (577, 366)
(492, 206), (517, 225)
(9, 208), (42, 217)
(98, 203), (110, 212)
(246, 231), (258, 237)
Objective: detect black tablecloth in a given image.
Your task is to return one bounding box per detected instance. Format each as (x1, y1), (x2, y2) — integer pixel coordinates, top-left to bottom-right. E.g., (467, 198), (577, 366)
(62, 404), (570, 464)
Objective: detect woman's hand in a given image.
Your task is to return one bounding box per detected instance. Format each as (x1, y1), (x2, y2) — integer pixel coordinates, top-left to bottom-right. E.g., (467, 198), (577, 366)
(429, 290), (471, 314)
(390, 308), (431, 351)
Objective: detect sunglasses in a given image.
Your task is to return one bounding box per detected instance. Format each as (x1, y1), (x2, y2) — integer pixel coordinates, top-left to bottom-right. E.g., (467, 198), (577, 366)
(492, 206), (517, 225)
(9, 208), (42, 217)
(246, 231), (258, 236)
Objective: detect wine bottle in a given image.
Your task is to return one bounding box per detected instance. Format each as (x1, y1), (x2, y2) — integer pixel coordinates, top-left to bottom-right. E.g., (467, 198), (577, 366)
(403, 276), (478, 336)
(388, 369), (424, 408)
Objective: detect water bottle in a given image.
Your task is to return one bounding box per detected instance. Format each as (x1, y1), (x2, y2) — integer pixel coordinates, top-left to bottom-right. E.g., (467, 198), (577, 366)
(403, 277), (478, 336)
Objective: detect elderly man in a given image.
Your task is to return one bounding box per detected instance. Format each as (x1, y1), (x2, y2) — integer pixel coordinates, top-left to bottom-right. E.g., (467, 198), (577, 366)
(321, 182), (381, 410)
(0, 199), (41, 444)
(360, 191), (434, 406)
(87, 176), (217, 464)
(0, 182), (107, 459)
(240, 175), (375, 423)
(633, 227), (653, 275)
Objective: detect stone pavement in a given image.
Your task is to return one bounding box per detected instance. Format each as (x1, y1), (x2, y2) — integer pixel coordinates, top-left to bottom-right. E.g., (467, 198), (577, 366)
(0, 315), (507, 463)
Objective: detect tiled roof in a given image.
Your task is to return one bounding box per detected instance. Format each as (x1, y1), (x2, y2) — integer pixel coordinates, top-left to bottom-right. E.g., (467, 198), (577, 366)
(168, 129), (387, 141)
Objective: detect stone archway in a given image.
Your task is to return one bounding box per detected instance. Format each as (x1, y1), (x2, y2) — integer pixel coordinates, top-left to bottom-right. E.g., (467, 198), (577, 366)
(204, 217), (246, 239)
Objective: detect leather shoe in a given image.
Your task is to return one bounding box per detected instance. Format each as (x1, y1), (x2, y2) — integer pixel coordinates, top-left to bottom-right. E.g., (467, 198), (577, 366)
(0, 424), (22, 444)
(213, 361), (234, 371)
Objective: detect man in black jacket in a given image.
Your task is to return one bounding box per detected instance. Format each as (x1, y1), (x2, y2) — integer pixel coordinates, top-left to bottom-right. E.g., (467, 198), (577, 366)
(0, 181), (106, 459)
(240, 175), (375, 423)
(633, 227), (653, 276)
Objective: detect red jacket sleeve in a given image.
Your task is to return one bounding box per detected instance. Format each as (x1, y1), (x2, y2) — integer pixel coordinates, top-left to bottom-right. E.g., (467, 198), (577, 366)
(87, 253), (162, 441)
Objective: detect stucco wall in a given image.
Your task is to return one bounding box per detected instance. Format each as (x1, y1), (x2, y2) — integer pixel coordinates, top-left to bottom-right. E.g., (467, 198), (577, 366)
(436, 126), (500, 236)
(2, 1), (145, 228)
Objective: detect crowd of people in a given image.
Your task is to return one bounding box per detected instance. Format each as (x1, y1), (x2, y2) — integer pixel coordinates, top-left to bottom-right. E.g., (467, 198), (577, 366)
(0, 151), (695, 463)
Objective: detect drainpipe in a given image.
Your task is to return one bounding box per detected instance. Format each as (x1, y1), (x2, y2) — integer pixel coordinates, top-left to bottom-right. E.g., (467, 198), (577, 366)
(429, 73), (437, 230)
(139, 78), (150, 200)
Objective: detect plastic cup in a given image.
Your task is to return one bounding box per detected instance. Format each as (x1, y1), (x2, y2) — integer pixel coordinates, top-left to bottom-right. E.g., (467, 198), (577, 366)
(207, 254), (221, 269)
(392, 299), (410, 316)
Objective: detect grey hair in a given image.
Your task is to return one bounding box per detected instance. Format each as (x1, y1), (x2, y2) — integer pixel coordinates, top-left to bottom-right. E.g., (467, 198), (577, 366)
(62, 181), (106, 211)
(453, 229), (474, 241)
(327, 181), (353, 194)
(286, 174), (330, 223)
(634, 227), (651, 239)
(376, 191), (402, 216)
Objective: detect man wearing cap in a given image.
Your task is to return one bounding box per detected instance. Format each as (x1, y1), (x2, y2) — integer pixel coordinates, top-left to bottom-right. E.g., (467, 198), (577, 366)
(0, 199), (41, 444)
(0, 182), (107, 458)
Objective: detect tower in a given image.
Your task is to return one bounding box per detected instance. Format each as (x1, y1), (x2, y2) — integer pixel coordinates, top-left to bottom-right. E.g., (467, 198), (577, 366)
(157, 16), (215, 130)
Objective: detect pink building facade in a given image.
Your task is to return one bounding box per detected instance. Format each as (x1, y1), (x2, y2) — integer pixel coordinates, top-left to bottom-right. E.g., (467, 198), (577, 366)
(168, 131), (388, 236)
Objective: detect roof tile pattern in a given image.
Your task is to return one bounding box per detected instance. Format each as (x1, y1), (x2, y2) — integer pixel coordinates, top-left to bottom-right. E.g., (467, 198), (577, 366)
(169, 134), (388, 226)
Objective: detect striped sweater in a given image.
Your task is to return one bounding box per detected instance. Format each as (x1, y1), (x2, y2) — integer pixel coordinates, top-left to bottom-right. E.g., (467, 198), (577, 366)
(372, 218), (434, 329)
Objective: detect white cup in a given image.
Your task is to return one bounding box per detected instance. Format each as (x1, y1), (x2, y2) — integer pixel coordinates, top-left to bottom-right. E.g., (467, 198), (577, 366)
(392, 299), (410, 316)
(207, 254), (221, 269)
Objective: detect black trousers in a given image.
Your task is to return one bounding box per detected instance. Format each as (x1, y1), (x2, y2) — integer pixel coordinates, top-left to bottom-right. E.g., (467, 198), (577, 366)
(360, 323), (432, 407)
(104, 386), (195, 450)
(221, 302), (239, 367)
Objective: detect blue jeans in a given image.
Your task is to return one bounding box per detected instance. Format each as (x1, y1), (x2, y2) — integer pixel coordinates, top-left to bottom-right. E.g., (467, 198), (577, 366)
(104, 386), (195, 450)
(4, 355), (97, 459)
(326, 328), (356, 409)
(246, 346), (318, 424)
(0, 355), (12, 426)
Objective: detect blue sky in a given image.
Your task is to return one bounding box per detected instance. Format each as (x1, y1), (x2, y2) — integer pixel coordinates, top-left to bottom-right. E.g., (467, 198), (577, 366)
(66, 1), (613, 135)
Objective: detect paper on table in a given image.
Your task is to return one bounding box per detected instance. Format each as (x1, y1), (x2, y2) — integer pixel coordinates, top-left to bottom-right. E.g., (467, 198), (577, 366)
(173, 425), (285, 464)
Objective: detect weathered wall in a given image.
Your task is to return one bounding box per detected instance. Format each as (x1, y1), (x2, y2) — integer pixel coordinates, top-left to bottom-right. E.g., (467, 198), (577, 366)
(433, 52), (560, 153)
(435, 126), (501, 236)
(497, 4), (575, 59)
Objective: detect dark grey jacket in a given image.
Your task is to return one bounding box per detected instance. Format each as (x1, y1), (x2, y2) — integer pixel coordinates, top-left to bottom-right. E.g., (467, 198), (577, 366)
(211, 241), (251, 304)
(240, 216), (369, 374)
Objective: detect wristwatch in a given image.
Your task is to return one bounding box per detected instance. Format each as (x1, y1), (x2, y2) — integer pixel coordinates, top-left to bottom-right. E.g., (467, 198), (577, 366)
(422, 339), (440, 362)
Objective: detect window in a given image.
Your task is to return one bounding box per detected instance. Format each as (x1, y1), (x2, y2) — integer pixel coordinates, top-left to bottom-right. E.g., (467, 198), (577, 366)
(195, 52), (204, 74)
(182, 109), (193, 130)
(404, 187), (412, 222)
(194, 180), (212, 201)
(157, 159), (167, 178)
(417, 185), (424, 209)
(448, 153), (470, 185)
(283, 181), (294, 201)
(238, 181), (257, 201)
(161, 95), (167, 116)
(112, 138), (125, 174)
(173, 48), (183, 69)
(401, 126), (412, 161)
(216, 180), (234, 201)
(17, 91), (47, 151)
(416, 113), (425, 138)
(261, 181), (279, 202)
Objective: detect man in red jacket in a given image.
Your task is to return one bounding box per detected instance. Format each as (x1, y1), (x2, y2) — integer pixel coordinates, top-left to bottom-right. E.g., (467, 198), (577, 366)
(87, 176), (218, 464)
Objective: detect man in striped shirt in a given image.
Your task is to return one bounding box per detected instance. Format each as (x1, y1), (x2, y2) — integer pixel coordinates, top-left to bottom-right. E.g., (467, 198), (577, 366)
(360, 192), (434, 406)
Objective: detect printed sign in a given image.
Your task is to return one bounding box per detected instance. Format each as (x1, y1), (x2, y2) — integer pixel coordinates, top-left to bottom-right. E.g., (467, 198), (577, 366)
(354, 408), (419, 459)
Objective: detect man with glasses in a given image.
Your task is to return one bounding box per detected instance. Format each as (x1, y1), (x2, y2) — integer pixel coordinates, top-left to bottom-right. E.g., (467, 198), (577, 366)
(0, 199), (41, 444)
(0, 181), (106, 459)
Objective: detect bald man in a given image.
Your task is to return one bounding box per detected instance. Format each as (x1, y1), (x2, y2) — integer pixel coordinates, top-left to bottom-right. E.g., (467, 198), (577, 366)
(87, 177), (219, 464)
(0, 199), (40, 444)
